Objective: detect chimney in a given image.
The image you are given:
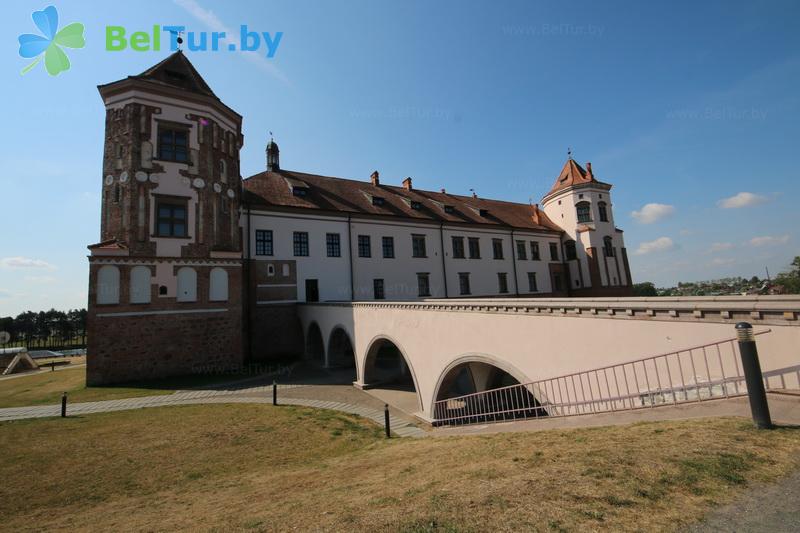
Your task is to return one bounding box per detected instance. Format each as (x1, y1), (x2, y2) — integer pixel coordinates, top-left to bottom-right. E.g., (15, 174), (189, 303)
(441, 188), (446, 194)
(472, 190), (478, 199)
(402, 177), (413, 191)
(370, 170), (380, 186)
(586, 162), (593, 177)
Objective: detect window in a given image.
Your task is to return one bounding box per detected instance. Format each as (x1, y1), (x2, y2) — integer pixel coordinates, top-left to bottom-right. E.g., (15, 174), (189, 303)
(176, 267), (197, 302)
(411, 201), (422, 210)
(459, 272), (471, 295)
(530, 241), (540, 261)
(576, 201), (592, 223)
(412, 234), (427, 258)
(219, 159), (227, 182)
(326, 233), (341, 257)
(527, 272), (538, 292)
(221, 197), (229, 215)
(156, 200), (188, 237)
(468, 237), (481, 259)
(549, 242), (559, 261)
(565, 240), (577, 261)
(444, 205), (455, 214)
(292, 186), (309, 197)
(113, 184), (120, 204)
(598, 201), (609, 222)
(255, 230), (273, 256)
(382, 236), (394, 258)
(452, 236), (465, 259)
(492, 238), (504, 260)
(497, 273), (509, 293)
(209, 267), (228, 301)
(157, 127), (188, 162)
(293, 232), (309, 257)
(516, 240), (527, 260)
(372, 196), (385, 206)
(553, 272), (563, 292)
(373, 279), (385, 300)
(358, 235), (371, 258)
(417, 273), (431, 297)
(129, 266), (151, 304)
(603, 236), (615, 257)
(96, 265), (120, 304)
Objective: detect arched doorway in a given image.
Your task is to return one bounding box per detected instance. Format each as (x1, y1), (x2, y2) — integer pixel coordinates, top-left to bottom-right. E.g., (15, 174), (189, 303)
(327, 327), (356, 378)
(305, 322), (324, 363)
(433, 359), (545, 424)
(362, 337), (421, 413)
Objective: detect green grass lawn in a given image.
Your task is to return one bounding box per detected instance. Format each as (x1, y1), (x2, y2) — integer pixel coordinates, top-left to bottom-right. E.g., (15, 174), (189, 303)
(0, 365), (273, 409)
(1, 405), (798, 531)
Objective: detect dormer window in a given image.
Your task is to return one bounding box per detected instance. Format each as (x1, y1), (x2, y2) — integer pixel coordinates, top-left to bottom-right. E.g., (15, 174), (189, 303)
(479, 208), (489, 217)
(576, 201), (591, 223)
(292, 186), (309, 197)
(372, 196), (385, 206)
(411, 201), (422, 210)
(444, 205), (455, 214)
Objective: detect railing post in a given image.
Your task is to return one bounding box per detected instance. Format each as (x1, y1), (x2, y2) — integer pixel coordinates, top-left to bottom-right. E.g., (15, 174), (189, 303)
(384, 404), (391, 438)
(736, 322), (773, 429)
(61, 392), (67, 418)
(272, 380), (277, 406)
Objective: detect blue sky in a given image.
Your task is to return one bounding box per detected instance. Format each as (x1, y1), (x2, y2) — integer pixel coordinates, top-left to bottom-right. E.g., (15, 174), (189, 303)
(1, 0), (798, 315)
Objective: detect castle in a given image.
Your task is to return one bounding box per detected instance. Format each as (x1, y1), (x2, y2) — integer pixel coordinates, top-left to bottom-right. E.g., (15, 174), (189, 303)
(86, 52), (632, 385)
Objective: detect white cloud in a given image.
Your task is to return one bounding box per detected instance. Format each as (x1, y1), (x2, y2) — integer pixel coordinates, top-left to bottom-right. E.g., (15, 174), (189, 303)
(717, 192), (768, 209)
(24, 275), (57, 284)
(710, 257), (736, 266)
(748, 235), (789, 247)
(634, 237), (675, 255)
(710, 242), (734, 252)
(631, 203), (675, 224)
(173, 0), (289, 84)
(0, 257), (56, 270)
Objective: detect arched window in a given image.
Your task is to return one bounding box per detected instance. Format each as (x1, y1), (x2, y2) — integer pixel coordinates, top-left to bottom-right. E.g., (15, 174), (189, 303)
(96, 265), (120, 304)
(565, 240), (577, 261)
(209, 267), (229, 301)
(576, 201), (591, 223)
(603, 237), (615, 258)
(176, 267), (197, 302)
(598, 201), (609, 222)
(129, 266), (151, 304)
(219, 159), (227, 183)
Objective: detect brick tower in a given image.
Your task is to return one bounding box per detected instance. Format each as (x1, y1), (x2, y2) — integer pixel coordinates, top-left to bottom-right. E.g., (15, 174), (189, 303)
(86, 51), (244, 384)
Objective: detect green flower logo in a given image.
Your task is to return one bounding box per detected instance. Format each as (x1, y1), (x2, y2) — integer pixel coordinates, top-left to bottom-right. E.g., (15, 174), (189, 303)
(18, 5), (85, 76)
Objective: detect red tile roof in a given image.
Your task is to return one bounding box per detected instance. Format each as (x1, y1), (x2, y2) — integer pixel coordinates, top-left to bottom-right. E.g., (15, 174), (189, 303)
(545, 159), (609, 197)
(243, 170), (564, 233)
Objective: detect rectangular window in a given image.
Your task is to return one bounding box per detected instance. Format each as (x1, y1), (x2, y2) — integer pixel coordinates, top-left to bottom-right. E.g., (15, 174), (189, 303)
(412, 234), (427, 258)
(497, 272), (509, 293)
(527, 272), (538, 292)
(468, 237), (481, 259)
(293, 231), (309, 257)
(156, 200), (187, 237)
(358, 235), (371, 258)
(255, 229), (273, 256)
(452, 236), (465, 259)
(382, 236), (395, 258)
(326, 233), (341, 257)
(417, 273), (431, 297)
(553, 273), (563, 291)
(516, 240), (527, 260)
(530, 241), (540, 261)
(157, 127), (188, 162)
(459, 272), (471, 295)
(373, 279), (385, 300)
(549, 242), (559, 261)
(598, 203), (609, 222)
(492, 238), (504, 260)
(576, 202), (592, 223)
(565, 241), (577, 261)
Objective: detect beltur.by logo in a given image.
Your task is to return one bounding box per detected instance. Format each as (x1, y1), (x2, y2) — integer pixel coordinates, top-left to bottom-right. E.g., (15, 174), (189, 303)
(105, 25), (283, 58)
(17, 5), (86, 76)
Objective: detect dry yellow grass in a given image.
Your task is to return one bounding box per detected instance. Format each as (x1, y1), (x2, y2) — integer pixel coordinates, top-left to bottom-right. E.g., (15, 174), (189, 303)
(1, 404), (798, 532)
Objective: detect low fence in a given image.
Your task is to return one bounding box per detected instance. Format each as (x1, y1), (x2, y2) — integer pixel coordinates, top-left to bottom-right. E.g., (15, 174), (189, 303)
(432, 331), (775, 426)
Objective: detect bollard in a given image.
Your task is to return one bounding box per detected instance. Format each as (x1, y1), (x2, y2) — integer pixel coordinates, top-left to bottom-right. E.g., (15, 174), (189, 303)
(61, 392), (67, 418)
(384, 404), (391, 438)
(272, 380), (277, 406)
(736, 322), (773, 429)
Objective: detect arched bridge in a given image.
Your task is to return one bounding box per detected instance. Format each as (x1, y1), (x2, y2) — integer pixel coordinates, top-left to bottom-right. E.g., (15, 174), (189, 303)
(297, 296), (800, 423)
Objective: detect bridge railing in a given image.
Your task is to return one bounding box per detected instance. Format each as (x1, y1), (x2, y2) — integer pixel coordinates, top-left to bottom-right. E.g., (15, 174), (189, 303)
(432, 331), (771, 426)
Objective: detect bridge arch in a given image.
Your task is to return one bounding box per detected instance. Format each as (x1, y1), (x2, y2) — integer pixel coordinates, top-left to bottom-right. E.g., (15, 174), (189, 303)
(327, 325), (356, 374)
(305, 321), (325, 362)
(429, 353), (538, 413)
(362, 335), (423, 412)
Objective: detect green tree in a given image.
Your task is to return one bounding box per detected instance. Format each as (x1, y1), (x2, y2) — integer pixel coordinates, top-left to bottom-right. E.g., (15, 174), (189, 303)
(633, 282), (658, 297)
(774, 256), (800, 294)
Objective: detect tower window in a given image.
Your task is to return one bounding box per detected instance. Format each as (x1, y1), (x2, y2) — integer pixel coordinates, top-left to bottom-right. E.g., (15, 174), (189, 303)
(598, 201), (609, 222)
(576, 201), (592, 223)
(157, 126), (189, 162)
(156, 200), (188, 237)
(604, 237), (615, 258)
